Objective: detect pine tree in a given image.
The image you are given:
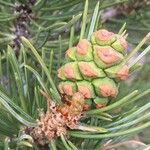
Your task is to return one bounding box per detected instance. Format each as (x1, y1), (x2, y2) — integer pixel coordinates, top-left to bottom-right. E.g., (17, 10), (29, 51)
(0, 0), (150, 149)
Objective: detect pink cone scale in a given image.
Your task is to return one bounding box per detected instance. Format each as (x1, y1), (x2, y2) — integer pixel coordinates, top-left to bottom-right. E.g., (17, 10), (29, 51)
(112, 36), (128, 54)
(57, 29), (129, 108)
(91, 29), (116, 45)
(93, 46), (124, 68)
(76, 39), (89, 55)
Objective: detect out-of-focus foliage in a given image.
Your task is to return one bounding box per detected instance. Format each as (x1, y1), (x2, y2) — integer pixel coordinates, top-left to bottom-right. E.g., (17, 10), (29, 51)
(0, 0), (127, 52)
(104, 0), (150, 46)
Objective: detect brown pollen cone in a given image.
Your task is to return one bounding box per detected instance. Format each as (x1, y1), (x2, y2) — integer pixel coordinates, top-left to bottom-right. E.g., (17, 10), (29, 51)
(29, 92), (85, 145)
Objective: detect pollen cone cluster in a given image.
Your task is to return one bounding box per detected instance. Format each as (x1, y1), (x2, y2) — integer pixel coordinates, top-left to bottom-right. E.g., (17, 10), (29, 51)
(30, 92), (85, 145)
(58, 29), (129, 109)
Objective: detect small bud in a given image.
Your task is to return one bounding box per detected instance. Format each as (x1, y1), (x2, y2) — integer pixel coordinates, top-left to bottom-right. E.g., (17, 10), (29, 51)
(94, 97), (108, 108)
(77, 81), (95, 98)
(91, 29), (116, 46)
(105, 64), (129, 80)
(58, 81), (77, 96)
(65, 47), (76, 61)
(93, 77), (118, 98)
(78, 61), (105, 80)
(112, 36), (128, 54)
(93, 46), (124, 69)
(76, 39), (93, 61)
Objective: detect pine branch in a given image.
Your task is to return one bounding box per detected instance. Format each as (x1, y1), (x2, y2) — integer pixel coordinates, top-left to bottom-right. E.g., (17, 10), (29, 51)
(0, 1), (149, 149)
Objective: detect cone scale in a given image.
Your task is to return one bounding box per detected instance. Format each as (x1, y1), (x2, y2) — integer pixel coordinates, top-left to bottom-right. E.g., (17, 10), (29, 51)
(57, 29), (129, 108)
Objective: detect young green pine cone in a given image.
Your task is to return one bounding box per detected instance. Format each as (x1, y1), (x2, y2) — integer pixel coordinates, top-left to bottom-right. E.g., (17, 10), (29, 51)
(57, 29), (129, 109)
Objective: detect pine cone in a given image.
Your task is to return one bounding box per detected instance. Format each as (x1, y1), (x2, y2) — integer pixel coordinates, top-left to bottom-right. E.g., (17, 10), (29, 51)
(57, 29), (129, 109)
